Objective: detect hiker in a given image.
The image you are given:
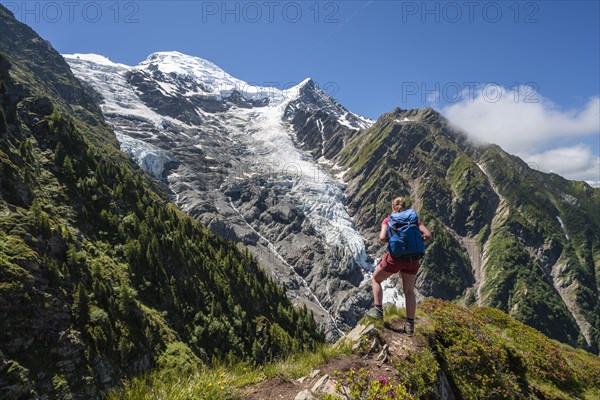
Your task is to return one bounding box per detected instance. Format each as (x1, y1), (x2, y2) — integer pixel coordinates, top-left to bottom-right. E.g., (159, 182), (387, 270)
(367, 197), (431, 334)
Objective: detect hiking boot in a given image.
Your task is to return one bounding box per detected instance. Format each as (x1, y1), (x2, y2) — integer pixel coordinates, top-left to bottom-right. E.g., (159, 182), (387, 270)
(403, 320), (415, 335)
(366, 307), (383, 320)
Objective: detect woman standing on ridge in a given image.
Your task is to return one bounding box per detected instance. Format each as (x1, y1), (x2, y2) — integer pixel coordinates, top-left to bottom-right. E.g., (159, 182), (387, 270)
(367, 196), (432, 334)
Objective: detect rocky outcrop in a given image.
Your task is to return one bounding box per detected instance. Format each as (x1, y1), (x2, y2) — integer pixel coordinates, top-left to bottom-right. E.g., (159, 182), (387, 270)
(283, 79), (371, 160)
(245, 318), (457, 400)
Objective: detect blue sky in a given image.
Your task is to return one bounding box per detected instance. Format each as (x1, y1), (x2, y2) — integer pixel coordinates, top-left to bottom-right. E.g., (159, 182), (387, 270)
(3, 0), (599, 184)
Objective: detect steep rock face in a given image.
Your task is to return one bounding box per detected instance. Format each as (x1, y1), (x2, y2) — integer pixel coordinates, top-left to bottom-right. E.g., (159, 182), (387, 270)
(223, 178), (373, 331)
(286, 108), (356, 160)
(283, 79), (371, 160)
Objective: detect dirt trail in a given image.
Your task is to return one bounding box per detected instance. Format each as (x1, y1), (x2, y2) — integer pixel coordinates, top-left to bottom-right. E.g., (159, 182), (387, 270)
(242, 317), (428, 400)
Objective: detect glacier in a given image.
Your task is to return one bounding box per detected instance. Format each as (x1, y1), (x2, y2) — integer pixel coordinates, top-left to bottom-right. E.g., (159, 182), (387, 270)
(115, 132), (175, 179)
(64, 51), (395, 337)
(65, 52), (372, 272)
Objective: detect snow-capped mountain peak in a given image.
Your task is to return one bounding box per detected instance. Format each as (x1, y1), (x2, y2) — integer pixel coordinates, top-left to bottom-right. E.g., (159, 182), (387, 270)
(141, 51), (224, 75)
(136, 51), (253, 99)
(285, 77), (373, 130)
(135, 51), (308, 105)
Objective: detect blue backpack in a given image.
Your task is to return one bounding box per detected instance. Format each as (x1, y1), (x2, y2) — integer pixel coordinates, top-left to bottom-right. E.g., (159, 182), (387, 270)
(387, 209), (425, 259)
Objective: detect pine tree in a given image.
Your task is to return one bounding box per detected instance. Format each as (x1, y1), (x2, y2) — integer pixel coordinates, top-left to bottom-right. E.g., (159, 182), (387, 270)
(63, 155), (75, 180)
(0, 108), (7, 138)
(72, 282), (90, 327)
(29, 198), (43, 226)
(54, 142), (64, 165)
(28, 198), (51, 236)
(118, 283), (137, 314)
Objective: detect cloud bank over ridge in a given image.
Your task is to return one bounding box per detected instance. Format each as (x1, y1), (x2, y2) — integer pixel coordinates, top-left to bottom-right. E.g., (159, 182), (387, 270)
(442, 86), (599, 186)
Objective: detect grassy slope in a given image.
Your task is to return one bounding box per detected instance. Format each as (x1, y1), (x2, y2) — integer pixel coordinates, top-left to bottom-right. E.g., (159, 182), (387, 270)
(480, 146), (600, 348)
(420, 299), (600, 400)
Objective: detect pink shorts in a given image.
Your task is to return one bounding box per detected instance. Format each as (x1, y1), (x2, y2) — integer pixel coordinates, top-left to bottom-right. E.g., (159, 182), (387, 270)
(380, 252), (420, 275)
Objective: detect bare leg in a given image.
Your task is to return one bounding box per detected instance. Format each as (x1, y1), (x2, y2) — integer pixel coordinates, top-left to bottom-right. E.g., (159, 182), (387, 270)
(401, 272), (417, 319)
(372, 265), (394, 306)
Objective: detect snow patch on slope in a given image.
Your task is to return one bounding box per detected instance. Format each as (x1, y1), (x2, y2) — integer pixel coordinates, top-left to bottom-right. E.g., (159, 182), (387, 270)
(556, 216), (570, 240)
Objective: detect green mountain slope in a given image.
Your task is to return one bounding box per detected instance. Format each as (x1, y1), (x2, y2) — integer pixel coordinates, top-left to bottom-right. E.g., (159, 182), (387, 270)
(0, 5), (322, 400)
(336, 107), (600, 353)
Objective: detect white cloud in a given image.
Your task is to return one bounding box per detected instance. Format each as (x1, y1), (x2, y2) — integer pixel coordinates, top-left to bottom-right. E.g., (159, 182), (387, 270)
(442, 86), (599, 154)
(519, 144), (600, 187)
(441, 86), (599, 185)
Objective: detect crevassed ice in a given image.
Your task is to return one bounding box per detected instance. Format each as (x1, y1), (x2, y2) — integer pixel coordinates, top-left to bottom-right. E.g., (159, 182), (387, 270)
(235, 103), (373, 272)
(116, 133), (175, 179)
(382, 279), (406, 308)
